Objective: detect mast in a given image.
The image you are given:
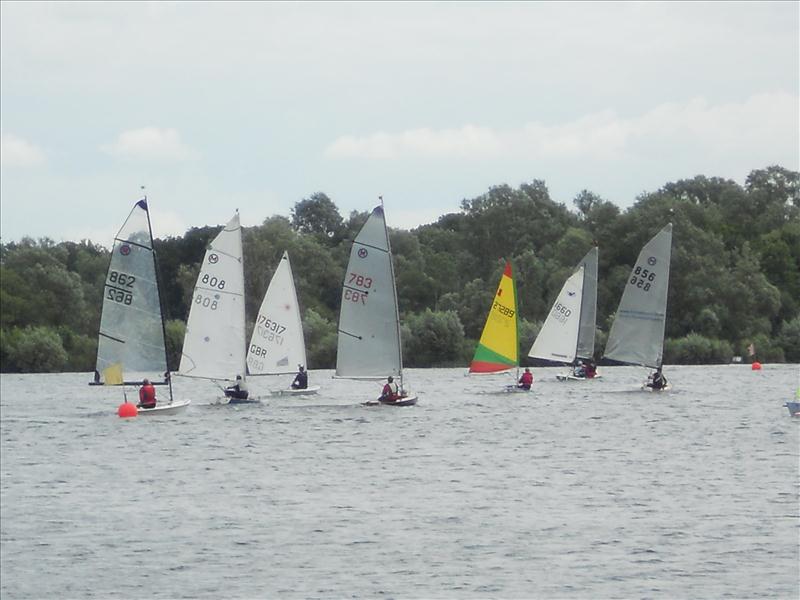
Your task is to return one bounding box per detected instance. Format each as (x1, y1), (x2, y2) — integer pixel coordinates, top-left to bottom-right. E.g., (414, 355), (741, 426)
(380, 195), (406, 392)
(143, 193), (174, 404)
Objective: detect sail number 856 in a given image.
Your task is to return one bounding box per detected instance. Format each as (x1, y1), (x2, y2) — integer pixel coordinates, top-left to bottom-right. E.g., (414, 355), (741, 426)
(630, 266), (656, 292)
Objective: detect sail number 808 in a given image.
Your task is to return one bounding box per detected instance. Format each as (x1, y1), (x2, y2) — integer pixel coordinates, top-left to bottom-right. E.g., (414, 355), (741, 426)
(200, 273), (226, 289)
(630, 265), (657, 292)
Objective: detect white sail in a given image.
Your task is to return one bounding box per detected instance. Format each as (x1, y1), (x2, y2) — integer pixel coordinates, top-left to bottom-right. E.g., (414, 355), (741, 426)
(528, 266), (585, 363)
(576, 246), (598, 360)
(246, 251), (307, 375)
(95, 199), (168, 382)
(336, 205), (402, 379)
(604, 224), (672, 369)
(178, 212), (246, 380)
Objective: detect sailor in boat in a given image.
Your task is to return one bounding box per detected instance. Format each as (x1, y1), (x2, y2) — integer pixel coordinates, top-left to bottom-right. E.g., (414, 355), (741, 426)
(646, 366), (668, 390)
(137, 379), (157, 409)
(93, 370), (101, 384)
(224, 375), (249, 400)
(517, 368), (534, 390)
(291, 365), (308, 390)
(379, 376), (400, 402)
(573, 360), (586, 378)
(584, 360), (597, 379)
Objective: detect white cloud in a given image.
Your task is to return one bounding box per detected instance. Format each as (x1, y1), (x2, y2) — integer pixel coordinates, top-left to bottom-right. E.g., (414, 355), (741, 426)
(324, 92), (799, 164)
(1, 134), (45, 167)
(102, 127), (196, 162)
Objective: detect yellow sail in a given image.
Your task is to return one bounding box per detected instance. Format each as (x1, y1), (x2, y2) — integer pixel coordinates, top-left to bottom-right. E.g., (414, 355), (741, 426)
(469, 261), (519, 373)
(102, 362), (124, 386)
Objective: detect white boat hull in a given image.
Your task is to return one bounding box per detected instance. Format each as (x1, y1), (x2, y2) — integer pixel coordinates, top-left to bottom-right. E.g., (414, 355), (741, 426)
(556, 374), (603, 382)
(138, 399), (191, 415)
(364, 395), (418, 406)
(641, 383), (672, 392)
(271, 385), (321, 397)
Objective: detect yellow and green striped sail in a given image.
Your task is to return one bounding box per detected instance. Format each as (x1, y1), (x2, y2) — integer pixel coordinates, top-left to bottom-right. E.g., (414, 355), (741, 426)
(469, 260), (519, 373)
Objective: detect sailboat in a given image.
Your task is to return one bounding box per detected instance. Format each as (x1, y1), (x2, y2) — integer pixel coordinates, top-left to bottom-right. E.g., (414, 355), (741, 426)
(468, 260), (528, 392)
(247, 251), (320, 396)
(93, 198), (189, 415)
(603, 224), (673, 390)
(177, 212), (249, 402)
(335, 202), (417, 406)
(528, 247), (601, 381)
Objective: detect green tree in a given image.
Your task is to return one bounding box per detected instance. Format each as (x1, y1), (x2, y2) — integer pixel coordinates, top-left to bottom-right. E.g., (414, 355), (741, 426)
(5, 326), (68, 372)
(403, 309), (467, 367)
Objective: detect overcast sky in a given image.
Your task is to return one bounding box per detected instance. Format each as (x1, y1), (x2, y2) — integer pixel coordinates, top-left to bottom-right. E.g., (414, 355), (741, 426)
(1, 1), (798, 244)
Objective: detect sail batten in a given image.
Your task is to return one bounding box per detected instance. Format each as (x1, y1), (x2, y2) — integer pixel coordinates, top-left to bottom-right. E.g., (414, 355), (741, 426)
(604, 224), (673, 369)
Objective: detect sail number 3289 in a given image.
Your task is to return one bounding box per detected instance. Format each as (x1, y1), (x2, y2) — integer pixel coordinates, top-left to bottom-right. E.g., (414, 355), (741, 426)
(630, 265), (657, 292)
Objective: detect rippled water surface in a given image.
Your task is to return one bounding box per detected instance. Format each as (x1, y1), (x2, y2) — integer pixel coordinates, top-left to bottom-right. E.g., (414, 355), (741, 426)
(2, 365), (799, 599)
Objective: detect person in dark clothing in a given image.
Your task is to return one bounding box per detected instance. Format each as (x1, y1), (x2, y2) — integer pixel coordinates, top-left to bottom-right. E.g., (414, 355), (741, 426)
(225, 375), (249, 400)
(646, 366), (668, 390)
(291, 366), (308, 390)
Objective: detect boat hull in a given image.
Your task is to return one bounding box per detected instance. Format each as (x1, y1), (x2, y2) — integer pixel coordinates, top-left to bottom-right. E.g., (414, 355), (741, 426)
(556, 374), (603, 382)
(271, 385), (321, 397)
(365, 395), (418, 406)
(641, 383), (672, 392)
(137, 399), (191, 415)
(784, 402), (800, 417)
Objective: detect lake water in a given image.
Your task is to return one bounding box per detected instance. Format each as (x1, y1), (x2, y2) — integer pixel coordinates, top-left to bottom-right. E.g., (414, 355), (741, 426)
(1, 365), (798, 599)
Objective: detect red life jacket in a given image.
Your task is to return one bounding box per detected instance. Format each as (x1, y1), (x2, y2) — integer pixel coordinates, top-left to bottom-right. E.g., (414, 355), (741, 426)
(139, 384), (156, 407)
(520, 371), (534, 386)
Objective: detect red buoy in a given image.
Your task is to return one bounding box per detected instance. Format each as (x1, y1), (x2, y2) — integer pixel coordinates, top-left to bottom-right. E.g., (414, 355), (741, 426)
(118, 402), (138, 418)
(751, 361), (762, 371)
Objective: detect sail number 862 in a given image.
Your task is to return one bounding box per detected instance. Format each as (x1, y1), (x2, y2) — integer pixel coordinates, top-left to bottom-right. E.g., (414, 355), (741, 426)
(630, 266), (656, 291)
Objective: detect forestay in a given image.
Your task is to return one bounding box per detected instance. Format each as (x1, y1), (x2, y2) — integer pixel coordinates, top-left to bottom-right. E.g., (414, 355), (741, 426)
(247, 251), (307, 375)
(528, 266), (585, 364)
(604, 224), (673, 369)
(95, 199), (167, 382)
(576, 247), (598, 360)
(178, 212), (246, 380)
(336, 206), (402, 379)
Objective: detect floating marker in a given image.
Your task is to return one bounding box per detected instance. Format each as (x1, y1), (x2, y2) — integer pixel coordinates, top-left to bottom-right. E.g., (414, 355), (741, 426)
(118, 402), (138, 418)
(751, 361), (762, 371)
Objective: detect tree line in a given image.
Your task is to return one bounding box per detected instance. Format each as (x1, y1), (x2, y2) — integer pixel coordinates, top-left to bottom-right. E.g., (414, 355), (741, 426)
(1, 165), (798, 373)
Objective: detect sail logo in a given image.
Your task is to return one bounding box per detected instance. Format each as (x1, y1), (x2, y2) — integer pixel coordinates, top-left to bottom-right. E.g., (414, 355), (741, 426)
(358, 248), (368, 258)
(648, 256), (657, 266)
(208, 253), (219, 264)
(120, 244), (131, 256)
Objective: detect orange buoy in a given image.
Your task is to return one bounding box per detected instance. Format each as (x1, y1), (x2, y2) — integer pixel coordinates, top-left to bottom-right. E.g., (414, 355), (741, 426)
(751, 361), (762, 371)
(118, 402), (138, 418)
